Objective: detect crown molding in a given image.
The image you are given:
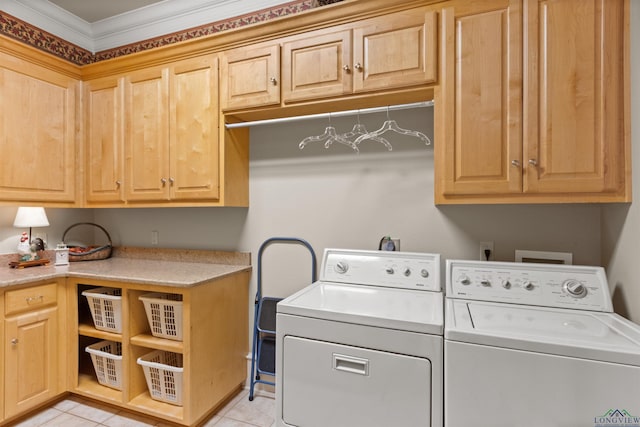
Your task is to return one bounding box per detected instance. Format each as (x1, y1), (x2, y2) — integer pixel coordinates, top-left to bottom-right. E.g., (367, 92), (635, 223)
(1, 0), (294, 53)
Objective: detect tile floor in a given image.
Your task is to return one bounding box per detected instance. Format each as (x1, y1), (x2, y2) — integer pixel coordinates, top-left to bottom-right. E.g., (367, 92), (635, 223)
(9, 390), (275, 427)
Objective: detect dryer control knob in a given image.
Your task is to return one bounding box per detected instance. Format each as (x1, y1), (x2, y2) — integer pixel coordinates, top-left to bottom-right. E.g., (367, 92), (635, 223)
(563, 280), (587, 298)
(460, 275), (471, 285)
(386, 267), (395, 275)
(421, 269), (429, 278)
(481, 280), (491, 287)
(523, 281), (534, 291)
(335, 261), (349, 274)
(403, 268), (411, 277)
(502, 280), (512, 289)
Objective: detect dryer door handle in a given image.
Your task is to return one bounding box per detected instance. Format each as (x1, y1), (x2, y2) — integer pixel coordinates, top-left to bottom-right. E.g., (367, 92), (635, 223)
(333, 354), (369, 376)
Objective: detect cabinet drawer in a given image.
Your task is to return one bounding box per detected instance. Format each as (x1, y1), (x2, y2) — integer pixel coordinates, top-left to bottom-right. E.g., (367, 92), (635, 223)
(5, 283), (57, 315)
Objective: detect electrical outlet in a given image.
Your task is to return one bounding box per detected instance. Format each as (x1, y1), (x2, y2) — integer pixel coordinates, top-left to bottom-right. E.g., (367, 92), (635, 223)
(151, 230), (159, 245)
(479, 241), (494, 261)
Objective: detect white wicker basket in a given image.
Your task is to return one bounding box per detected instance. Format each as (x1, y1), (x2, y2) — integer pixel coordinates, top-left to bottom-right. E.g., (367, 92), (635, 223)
(139, 293), (183, 341)
(86, 340), (123, 390)
(82, 287), (122, 333)
(137, 350), (184, 406)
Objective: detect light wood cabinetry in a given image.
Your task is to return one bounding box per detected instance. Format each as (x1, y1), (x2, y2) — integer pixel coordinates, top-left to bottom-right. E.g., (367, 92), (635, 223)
(123, 66), (170, 202)
(70, 272), (249, 426)
(84, 76), (125, 204)
(282, 29), (352, 103)
(436, 0), (523, 198)
(85, 56), (221, 205)
(220, 43), (280, 111)
(0, 44), (79, 205)
(245, 7), (438, 106)
(522, 0), (627, 196)
(352, 9), (437, 94)
(3, 281), (64, 419)
(435, 0), (629, 204)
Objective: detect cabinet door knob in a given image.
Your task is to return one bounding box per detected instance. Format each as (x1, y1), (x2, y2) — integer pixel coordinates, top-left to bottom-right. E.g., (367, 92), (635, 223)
(511, 160), (521, 167)
(528, 159), (538, 166)
(354, 62), (363, 71)
(115, 180), (121, 187)
(169, 177), (175, 186)
(161, 178), (167, 186)
(269, 77), (278, 85)
(11, 339), (18, 345)
(343, 65), (351, 73)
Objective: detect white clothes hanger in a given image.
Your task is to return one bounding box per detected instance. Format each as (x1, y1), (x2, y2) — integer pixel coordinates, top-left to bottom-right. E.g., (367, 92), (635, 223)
(339, 111), (392, 151)
(299, 114), (358, 152)
(354, 107), (431, 146)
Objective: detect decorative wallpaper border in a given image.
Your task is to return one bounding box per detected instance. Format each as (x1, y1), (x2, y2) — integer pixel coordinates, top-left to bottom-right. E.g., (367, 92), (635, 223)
(0, 0), (343, 66)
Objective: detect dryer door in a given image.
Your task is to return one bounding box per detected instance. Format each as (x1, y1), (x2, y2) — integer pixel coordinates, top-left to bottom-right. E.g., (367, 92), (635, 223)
(282, 336), (432, 427)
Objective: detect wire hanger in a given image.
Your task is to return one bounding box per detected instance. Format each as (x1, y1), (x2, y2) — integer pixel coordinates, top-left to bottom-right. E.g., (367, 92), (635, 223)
(354, 106), (431, 146)
(339, 111), (392, 151)
(299, 113), (359, 152)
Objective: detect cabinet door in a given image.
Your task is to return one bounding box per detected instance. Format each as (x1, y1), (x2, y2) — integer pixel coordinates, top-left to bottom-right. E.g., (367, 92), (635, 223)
(220, 44), (280, 110)
(85, 76), (124, 204)
(170, 56), (220, 201)
(5, 307), (58, 417)
(124, 67), (170, 201)
(523, 0), (627, 195)
(353, 9), (437, 93)
(282, 29), (352, 103)
(435, 0), (523, 198)
(0, 54), (78, 203)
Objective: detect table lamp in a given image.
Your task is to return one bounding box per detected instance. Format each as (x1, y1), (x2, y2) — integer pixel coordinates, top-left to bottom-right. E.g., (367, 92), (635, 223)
(13, 207), (50, 248)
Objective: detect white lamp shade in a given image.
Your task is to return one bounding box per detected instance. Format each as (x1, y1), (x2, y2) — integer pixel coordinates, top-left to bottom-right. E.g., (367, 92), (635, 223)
(13, 207), (50, 228)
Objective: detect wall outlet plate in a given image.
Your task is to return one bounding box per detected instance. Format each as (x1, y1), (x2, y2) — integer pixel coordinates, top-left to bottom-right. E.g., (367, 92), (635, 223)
(480, 241), (494, 261)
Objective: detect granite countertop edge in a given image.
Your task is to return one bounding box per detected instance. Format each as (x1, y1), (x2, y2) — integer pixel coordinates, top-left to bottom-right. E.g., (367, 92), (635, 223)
(0, 247), (252, 289)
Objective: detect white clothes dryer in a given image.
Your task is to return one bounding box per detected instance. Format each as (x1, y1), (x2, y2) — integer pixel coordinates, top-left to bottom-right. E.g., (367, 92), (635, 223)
(444, 260), (640, 427)
(276, 249), (443, 427)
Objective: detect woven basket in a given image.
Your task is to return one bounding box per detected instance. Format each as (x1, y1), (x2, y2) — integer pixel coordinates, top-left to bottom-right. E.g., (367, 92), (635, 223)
(62, 222), (112, 262)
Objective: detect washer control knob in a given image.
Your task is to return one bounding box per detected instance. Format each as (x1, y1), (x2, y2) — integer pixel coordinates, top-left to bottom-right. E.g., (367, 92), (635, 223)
(421, 269), (429, 278)
(502, 280), (512, 289)
(460, 275), (471, 286)
(335, 261), (349, 274)
(564, 280), (587, 298)
(386, 267), (395, 275)
(481, 280), (491, 287)
(523, 281), (535, 291)
(403, 268), (411, 277)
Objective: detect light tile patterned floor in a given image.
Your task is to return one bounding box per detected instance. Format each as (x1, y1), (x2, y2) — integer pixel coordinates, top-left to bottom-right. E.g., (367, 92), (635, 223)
(9, 390), (275, 427)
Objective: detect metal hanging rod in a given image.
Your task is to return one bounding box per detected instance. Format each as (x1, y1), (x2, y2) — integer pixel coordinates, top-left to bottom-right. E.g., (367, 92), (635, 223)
(224, 100), (434, 129)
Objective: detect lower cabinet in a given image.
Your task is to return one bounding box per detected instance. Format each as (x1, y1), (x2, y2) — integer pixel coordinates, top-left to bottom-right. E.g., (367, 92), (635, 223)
(3, 281), (64, 420)
(70, 272), (249, 426)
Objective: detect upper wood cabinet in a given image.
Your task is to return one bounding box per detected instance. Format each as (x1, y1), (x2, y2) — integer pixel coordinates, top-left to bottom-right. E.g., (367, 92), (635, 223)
(281, 8), (437, 104)
(282, 29), (352, 103)
(122, 56), (220, 203)
(220, 43), (280, 111)
(522, 0), (627, 196)
(435, 0), (629, 204)
(0, 51), (79, 204)
(352, 9), (437, 93)
(84, 76), (125, 204)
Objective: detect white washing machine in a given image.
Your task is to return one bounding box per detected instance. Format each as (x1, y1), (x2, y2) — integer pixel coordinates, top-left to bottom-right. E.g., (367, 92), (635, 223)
(444, 260), (640, 427)
(276, 249), (443, 427)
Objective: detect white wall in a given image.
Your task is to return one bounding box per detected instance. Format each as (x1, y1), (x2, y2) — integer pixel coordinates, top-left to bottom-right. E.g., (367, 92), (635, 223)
(601, 0), (640, 322)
